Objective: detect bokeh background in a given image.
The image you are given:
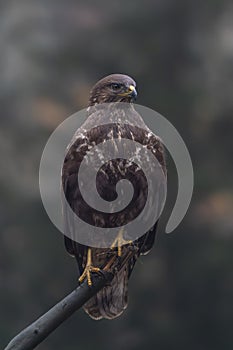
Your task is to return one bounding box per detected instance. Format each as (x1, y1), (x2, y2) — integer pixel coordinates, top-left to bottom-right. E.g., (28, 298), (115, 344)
(1, 1), (233, 349)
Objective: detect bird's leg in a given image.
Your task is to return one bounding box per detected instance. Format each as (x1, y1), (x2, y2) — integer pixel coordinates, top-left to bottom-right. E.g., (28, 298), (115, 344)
(78, 248), (100, 286)
(110, 228), (132, 257)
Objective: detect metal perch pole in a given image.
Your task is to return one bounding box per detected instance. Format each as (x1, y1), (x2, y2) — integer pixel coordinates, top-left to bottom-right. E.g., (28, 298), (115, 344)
(4, 271), (113, 350)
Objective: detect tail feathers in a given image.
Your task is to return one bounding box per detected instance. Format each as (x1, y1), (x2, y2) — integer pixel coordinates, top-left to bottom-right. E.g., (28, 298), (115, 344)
(83, 265), (129, 320)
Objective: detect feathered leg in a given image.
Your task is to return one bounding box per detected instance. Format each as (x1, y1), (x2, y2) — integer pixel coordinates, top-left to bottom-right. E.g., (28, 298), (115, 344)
(110, 228), (132, 257)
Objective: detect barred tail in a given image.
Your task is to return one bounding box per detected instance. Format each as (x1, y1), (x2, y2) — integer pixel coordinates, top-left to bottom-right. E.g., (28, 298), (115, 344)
(83, 265), (129, 320)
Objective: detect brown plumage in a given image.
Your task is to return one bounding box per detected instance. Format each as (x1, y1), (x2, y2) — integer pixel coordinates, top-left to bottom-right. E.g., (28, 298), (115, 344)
(62, 74), (166, 319)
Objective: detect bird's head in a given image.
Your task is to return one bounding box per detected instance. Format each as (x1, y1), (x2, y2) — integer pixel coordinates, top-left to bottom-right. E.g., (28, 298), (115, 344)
(88, 74), (137, 106)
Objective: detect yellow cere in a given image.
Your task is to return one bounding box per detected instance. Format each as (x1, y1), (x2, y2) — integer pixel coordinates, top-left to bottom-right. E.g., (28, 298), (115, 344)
(129, 85), (135, 91)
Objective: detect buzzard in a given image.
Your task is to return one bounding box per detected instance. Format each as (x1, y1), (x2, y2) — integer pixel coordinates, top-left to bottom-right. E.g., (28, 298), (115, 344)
(62, 74), (166, 319)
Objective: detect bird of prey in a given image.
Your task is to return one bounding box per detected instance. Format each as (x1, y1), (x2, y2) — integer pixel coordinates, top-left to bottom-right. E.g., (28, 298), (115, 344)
(62, 74), (166, 320)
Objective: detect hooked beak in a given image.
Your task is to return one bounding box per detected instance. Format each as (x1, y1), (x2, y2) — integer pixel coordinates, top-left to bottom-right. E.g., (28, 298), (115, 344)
(128, 85), (137, 100)
(118, 85), (137, 100)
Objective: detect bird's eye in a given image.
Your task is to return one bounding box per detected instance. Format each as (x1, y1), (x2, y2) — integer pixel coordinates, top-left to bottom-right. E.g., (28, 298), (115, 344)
(111, 83), (121, 91)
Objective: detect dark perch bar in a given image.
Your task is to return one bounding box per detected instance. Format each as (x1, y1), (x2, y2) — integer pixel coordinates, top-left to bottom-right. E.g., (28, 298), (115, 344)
(4, 271), (113, 350)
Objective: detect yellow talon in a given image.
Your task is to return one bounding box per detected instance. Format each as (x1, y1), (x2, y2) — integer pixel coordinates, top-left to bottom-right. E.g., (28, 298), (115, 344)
(78, 248), (100, 286)
(111, 228), (132, 257)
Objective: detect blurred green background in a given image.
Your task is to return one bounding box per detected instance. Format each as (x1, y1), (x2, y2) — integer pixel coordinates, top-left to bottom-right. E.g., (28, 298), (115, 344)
(1, 1), (233, 349)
